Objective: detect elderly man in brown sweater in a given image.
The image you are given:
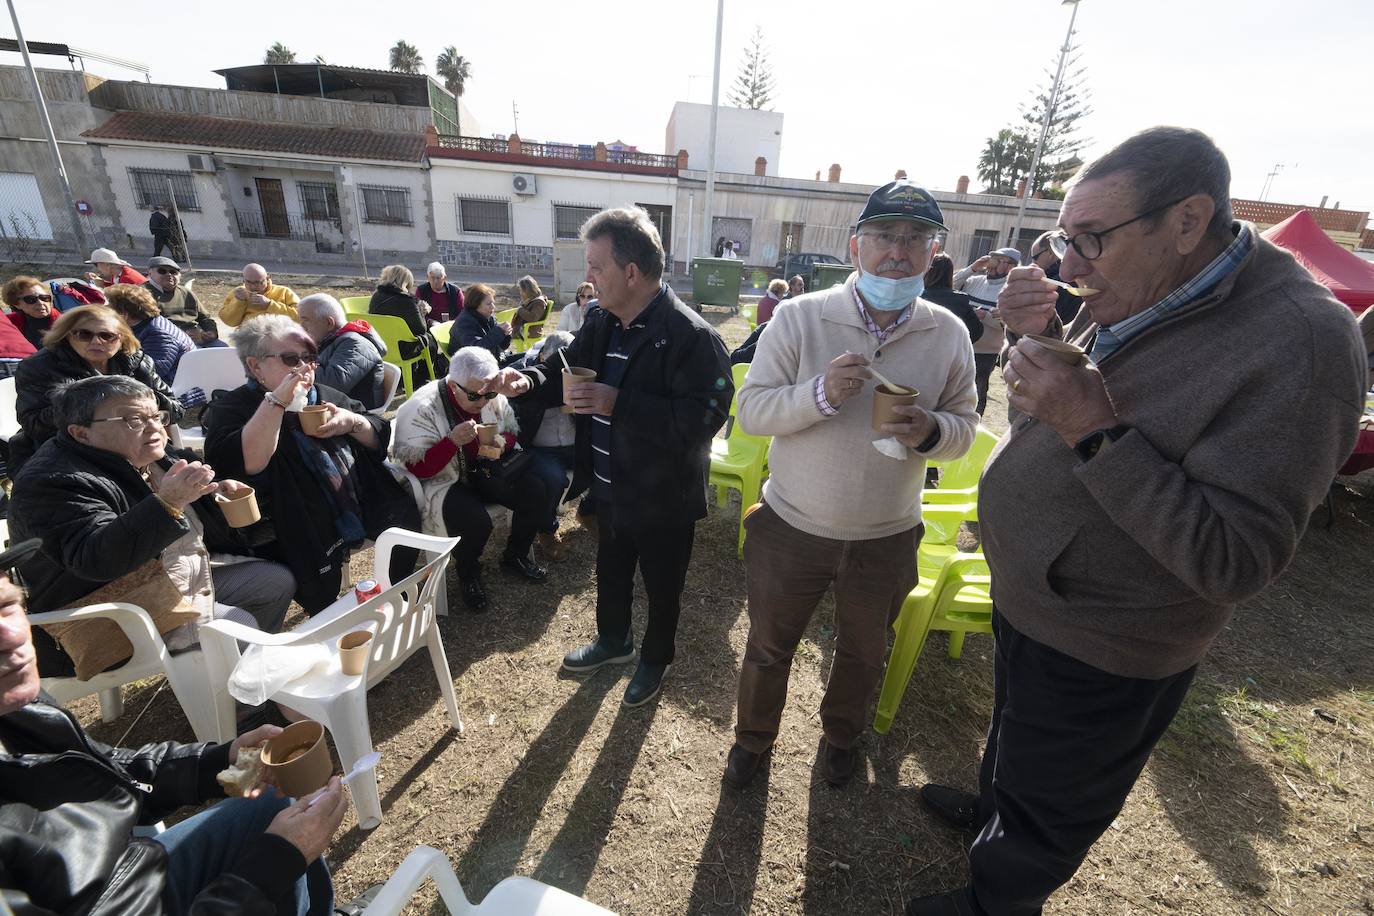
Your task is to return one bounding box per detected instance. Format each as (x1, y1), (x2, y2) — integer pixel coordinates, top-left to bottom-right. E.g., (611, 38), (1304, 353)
(905, 127), (1367, 916)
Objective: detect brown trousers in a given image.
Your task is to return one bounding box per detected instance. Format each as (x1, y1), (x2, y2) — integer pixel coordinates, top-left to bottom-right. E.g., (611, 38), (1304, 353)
(735, 503), (921, 753)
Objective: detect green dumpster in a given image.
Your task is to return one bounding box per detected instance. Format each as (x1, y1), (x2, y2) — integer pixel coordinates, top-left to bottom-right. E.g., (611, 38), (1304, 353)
(810, 262), (853, 292)
(691, 257), (743, 309)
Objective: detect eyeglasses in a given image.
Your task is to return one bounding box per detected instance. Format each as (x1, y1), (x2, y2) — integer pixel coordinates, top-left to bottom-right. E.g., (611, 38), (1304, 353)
(70, 328), (120, 344)
(89, 410), (171, 432)
(456, 384), (497, 401)
(858, 230), (936, 251)
(576, 293), (591, 300)
(1048, 196), (1188, 262)
(261, 351), (318, 368)
(155, 267), (180, 275)
(19, 293), (53, 305)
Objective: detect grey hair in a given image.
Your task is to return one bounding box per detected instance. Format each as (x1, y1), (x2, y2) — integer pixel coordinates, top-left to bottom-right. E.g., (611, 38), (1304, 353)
(580, 207), (664, 280)
(232, 314), (313, 372)
(517, 275), (542, 299)
(536, 330), (574, 363)
(54, 375), (154, 429)
(426, 261), (446, 278)
(1072, 126), (1233, 240)
(447, 345), (499, 384)
(298, 293), (345, 326)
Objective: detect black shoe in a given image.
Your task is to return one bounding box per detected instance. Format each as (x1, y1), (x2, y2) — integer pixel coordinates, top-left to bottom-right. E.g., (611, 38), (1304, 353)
(500, 554), (547, 582)
(820, 738), (857, 787)
(724, 743), (769, 789)
(460, 576), (488, 612)
(623, 661), (667, 707)
(561, 639), (636, 673)
(920, 783), (979, 830)
(904, 887), (983, 916)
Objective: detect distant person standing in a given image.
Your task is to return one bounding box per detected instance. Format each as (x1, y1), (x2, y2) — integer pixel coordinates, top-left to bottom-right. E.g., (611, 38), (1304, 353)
(149, 204), (173, 258)
(956, 247), (1019, 414)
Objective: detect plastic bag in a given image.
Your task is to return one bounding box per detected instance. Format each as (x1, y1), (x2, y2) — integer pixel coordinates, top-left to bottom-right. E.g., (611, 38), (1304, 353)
(228, 642), (332, 706)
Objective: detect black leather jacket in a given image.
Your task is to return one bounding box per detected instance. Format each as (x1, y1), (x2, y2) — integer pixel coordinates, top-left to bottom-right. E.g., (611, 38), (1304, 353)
(0, 697), (304, 915)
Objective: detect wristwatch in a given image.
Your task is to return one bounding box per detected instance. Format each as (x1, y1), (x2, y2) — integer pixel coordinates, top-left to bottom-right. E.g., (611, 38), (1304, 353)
(1074, 424), (1130, 462)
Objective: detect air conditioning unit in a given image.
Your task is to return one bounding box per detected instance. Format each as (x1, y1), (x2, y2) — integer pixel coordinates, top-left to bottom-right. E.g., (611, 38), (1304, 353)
(512, 173), (537, 195)
(187, 154), (217, 173)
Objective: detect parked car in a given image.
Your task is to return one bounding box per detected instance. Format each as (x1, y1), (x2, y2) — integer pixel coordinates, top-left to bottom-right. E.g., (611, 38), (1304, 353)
(773, 252), (844, 279)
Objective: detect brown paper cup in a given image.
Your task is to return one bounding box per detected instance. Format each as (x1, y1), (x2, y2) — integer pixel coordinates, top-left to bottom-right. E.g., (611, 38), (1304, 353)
(338, 630), (373, 676)
(218, 487), (260, 528)
(299, 404), (329, 435)
(1024, 334), (1087, 366)
(562, 367), (597, 414)
(261, 720), (332, 798)
(871, 383), (920, 433)
(476, 423), (498, 445)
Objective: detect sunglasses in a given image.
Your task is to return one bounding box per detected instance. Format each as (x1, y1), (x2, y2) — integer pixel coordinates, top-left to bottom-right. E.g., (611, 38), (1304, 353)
(262, 351), (318, 368)
(71, 328), (120, 344)
(19, 293), (52, 305)
(155, 267), (180, 275)
(456, 384), (497, 401)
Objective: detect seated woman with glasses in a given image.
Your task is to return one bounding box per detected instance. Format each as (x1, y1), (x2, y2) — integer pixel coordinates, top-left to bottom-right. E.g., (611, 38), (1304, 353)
(391, 345), (550, 612)
(3, 275), (60, 348)
(202, 315), (420, 614)
(9, 375), (296, 680)
(10, 304), (183, 473)
(556, 282), (598, 336)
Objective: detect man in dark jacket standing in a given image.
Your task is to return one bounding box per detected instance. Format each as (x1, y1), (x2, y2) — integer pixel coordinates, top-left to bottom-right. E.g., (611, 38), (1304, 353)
(0, 570), (347, 915)
(298, 293), (389, 410)
(487, 207), (732, 707)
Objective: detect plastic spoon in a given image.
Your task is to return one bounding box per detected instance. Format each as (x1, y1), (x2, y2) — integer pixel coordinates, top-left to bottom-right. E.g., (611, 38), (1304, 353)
(305, 751), (381, 807)
(867, 365), (909, 393)
(1045, 277), (1099, 297)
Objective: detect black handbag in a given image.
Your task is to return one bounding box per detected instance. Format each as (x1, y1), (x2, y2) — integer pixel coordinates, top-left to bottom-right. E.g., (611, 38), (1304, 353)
(472, 450), (534, 505)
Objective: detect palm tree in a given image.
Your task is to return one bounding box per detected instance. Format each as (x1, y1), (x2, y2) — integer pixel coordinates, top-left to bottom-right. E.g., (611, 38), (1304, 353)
(977, 128), (1022, 195)
(264, 42), (296, 64)
(435, 47), (471, 98)
(389, 41), (424, 74)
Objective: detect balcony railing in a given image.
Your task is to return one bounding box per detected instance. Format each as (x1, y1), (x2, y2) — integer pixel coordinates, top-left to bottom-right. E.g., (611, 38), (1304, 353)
(234, 209), (344, 253)
(432, 134), (678, 172)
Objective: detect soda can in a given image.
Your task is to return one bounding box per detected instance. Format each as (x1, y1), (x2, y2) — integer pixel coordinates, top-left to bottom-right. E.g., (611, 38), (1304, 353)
(354, 579), (382, 602)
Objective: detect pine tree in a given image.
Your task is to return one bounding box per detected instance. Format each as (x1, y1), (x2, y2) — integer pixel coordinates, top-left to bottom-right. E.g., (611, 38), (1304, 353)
(1016, 49), (1092, 194)
(264, 43), (296, 64)
(726, 26), (775, 110)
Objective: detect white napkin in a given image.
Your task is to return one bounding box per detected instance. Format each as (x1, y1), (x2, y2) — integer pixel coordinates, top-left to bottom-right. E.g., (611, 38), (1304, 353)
(872, 437), (909, 460)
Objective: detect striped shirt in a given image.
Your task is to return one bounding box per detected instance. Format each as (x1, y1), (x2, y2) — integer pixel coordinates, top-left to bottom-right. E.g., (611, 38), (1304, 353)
(590, 315), (647, 497)
(814, 285), (914, 416)
(1092, 222), (1254, 362)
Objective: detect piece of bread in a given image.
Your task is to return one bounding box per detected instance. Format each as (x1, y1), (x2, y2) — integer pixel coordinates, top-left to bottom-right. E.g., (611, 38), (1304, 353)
(217, 745), (266, 797)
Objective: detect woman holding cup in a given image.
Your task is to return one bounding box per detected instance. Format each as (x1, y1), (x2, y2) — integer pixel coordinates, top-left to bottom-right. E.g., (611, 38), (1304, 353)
(390, 346), (550, 612)
(203, 315), (420, 614)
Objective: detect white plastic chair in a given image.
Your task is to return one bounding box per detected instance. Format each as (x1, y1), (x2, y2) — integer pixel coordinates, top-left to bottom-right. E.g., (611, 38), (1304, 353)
(0, 376), (18, 440)
(363, 846), (617, 915)
(169, 347), (246, 453)
(27, 602), (232, 743)
(373, 362), (402, 416)
(199, 528), (461, 829)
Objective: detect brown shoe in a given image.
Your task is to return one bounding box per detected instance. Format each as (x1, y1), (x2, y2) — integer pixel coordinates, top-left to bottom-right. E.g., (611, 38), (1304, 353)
(821, 739), (857, 787)
(538, 530), (568, 562)
(724, 743), (769, 789)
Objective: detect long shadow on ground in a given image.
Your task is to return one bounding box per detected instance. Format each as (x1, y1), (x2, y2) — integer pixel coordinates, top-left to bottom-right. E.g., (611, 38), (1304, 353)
(685, 766), (772, 915)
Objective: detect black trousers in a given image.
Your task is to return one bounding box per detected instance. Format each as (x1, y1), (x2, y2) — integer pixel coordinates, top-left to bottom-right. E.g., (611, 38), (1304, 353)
(973, 353), (999, 415)
(152, 232), (172, 258)
(595, 519), (695, 666)
(290, 547), (420, 616)
(441, 478), (545, 580)
(968, 610), (1196, 915)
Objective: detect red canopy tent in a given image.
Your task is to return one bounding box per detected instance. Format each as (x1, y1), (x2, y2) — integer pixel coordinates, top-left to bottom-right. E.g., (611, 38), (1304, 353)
(1261, 210), (1374, 312)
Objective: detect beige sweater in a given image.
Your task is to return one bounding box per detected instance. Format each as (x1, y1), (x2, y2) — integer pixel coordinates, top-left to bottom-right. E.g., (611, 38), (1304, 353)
(980, 236), (1366, 678)
(738, 274), (978, 540)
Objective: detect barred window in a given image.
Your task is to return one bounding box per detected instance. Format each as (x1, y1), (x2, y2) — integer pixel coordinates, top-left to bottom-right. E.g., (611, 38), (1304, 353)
(129, 169), (199, 211)
(968, 229), (998, 262)
(457, 197), (511, 235)
(297, 182), (341, 222)
(359, 185), (412, 225)
(553, 204), (600, 240)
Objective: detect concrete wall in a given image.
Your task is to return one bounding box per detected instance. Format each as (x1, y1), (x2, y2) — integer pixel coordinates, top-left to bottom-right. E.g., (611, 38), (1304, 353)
(87, 79), (433, 133)
(666, 102), (783, 177)
(0, 67), (123, 257)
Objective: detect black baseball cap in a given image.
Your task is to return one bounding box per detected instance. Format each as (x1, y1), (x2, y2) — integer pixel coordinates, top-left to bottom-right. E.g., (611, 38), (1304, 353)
(857, 180), (947, 232)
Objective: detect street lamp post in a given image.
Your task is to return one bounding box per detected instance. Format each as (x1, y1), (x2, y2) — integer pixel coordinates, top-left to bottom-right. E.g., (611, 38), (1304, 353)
(1010, 0), (1081, 249)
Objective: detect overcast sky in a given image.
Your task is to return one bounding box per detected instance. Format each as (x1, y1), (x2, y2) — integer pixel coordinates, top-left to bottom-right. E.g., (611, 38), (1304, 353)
(6, 0), (1370, 224)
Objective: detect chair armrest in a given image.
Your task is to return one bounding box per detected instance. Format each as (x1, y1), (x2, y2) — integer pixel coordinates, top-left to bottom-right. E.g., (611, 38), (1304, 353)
(30, 602), (172, 680)
(362, 845), (470, 915)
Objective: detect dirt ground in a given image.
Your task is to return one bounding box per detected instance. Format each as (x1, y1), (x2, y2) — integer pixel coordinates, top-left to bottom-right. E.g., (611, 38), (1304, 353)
(65, 303), (1374, 915)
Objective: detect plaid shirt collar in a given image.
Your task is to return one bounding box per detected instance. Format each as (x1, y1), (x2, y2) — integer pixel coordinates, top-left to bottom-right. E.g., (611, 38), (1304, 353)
(1092, 222), (1254, 362)
(850, 284), (912, 344)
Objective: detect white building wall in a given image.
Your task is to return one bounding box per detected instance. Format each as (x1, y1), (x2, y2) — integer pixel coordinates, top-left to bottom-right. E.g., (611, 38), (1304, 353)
(345, 162), (433, 256)
(99, 145), (236, 246)
(665, 102), (783, 177)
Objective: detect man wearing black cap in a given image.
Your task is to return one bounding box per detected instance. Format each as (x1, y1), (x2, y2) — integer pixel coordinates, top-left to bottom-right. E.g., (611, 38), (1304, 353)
(144, 256), (220, 346)
(723, 181), (978, 788)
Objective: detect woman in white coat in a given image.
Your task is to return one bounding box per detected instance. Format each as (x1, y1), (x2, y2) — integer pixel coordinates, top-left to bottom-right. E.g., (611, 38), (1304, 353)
(390, 346), (551, 611)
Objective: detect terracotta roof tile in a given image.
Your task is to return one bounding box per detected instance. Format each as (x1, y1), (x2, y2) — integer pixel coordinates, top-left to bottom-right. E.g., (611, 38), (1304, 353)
(81, 111), (425, 163)
(1232, 198), (1367, 234)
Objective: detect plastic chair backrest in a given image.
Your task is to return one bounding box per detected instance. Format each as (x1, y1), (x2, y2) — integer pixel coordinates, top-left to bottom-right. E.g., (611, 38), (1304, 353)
(341, 295), (372, 312)
(376, 362), (402, 412)
(361, 313), (424, 356)
(930, 425), (999, 488)
(170, 346), (246, 399)
(726, 363), (767, 447)
(0, 376), (17, 440)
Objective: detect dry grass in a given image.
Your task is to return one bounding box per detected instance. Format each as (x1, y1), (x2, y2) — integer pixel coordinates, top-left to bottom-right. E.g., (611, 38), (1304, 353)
(69, 306), (1374, 915)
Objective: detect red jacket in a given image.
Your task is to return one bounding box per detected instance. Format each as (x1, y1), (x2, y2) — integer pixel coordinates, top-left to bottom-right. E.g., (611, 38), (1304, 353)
(0, 314), (37, 360)
(96, 265), (148, 287)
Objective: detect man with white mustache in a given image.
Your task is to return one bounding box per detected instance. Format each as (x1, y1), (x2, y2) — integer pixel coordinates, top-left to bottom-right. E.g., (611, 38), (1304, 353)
(724, 180), (978, 789)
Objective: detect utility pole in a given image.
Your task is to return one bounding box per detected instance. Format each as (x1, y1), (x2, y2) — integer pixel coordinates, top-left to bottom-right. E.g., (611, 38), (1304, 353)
(1011, 0), (1081, 249)
(5, 0), (90, 259)
(702, 0), (724, 263)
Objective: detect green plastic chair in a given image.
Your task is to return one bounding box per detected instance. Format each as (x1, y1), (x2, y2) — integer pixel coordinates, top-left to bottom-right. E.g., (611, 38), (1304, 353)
(340, 295), (372, 312)
(923, 425), (1001, 505)
(431, 320), (454, 350)
(873, 549), (993, 734)
(510, 299), (553, 354)
(709, 363), (770, 557)
(740, 302), (758, 331)
(347, 311), (432, 400)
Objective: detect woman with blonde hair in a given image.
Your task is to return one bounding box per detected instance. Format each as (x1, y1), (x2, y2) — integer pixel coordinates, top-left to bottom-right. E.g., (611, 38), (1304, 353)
(104, 283), (195, 383)
(10, 304), (182, 471)
(368, 264), (445, 384)
(512, 274), (551, 341)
